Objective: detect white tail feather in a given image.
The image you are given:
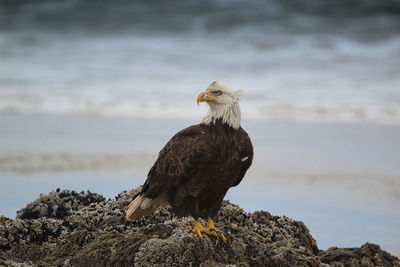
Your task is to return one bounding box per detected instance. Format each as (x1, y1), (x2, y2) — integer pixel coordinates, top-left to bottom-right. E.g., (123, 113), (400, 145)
(126, 194), (157, 220)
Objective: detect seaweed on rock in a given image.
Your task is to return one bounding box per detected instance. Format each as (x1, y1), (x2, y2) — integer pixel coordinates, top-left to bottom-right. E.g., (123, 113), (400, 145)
(0, 188), (399, 267)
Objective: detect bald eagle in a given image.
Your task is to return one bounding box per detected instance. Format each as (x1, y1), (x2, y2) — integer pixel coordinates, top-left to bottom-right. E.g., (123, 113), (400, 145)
(126, 82), (253, 242)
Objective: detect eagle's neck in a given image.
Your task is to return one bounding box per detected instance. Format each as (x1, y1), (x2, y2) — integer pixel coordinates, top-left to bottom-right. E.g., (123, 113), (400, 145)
(202, 102), (241, 129)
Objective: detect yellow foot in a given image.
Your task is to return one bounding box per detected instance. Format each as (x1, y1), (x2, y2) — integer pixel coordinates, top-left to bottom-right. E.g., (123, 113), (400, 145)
(186, 218), (227, 243)
(186, 220), (206, 240)
(204, 218), (227, 243)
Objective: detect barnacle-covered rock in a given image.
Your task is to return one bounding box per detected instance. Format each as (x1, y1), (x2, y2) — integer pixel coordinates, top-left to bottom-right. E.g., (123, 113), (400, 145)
(1, 188), (399, 267)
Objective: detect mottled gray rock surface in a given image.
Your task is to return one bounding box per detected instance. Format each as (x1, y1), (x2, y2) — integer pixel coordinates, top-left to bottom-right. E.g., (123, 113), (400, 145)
(1, 188), (399, 267)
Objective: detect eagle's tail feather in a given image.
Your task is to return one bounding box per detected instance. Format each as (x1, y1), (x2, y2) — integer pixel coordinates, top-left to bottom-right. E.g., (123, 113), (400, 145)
(125, 194), (157, 220)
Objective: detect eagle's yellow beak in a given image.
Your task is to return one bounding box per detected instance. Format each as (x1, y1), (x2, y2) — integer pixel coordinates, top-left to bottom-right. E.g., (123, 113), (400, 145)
(197, 91), (219, 105)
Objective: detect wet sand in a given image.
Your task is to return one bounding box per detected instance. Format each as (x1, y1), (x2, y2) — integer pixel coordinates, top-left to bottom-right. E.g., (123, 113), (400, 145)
(0, 113), (399, 255)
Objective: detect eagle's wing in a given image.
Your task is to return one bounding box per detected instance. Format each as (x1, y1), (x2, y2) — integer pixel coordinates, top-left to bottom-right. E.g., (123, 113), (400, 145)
(141, 124), (210, 199)
(232, 129), (253, 187)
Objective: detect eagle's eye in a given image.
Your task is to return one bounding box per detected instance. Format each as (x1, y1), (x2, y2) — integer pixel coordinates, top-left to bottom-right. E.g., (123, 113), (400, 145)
(214, 90), (222, 96)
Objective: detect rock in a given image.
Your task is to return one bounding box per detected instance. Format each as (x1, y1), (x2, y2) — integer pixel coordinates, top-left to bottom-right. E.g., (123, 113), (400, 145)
(320, 243), (400, 267)
(1, 188), (399, 267)
(16, 189), (105, 220)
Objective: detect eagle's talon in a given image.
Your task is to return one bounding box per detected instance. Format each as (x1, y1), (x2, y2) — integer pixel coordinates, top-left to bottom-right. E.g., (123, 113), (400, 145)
(187, 219), (227, 243)
(205, 218), (227, 243)
(219, 232), (227, 243)
(187, 221), (205, 240)
(211, 229), (227, 243)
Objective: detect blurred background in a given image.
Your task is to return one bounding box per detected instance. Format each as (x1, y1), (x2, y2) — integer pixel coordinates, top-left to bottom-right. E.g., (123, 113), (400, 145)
(1, 0), (400, 256)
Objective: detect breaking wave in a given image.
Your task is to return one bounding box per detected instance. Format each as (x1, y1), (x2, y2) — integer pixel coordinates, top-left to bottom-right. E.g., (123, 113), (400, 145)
(1, 0), (400, 125)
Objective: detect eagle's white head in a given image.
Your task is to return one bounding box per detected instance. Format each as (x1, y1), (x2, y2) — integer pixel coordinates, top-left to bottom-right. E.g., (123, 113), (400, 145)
(197, 81), (242, 129)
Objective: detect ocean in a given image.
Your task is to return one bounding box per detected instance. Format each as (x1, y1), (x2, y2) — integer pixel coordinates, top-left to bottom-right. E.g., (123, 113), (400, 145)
(1, 0), (400, 124)
(1, 0), (400, 256)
